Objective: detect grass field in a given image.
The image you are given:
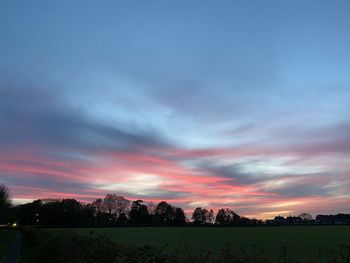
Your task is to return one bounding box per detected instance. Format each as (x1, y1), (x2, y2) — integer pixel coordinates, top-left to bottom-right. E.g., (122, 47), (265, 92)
(0, 229), (17, 259)
(48, 226), (350, 261)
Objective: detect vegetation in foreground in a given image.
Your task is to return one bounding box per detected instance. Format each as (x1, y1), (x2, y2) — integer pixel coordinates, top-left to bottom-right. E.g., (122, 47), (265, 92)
(0, 229), (17, 258)
(67, 226), (350, 256)
(21, 226), (350, 263)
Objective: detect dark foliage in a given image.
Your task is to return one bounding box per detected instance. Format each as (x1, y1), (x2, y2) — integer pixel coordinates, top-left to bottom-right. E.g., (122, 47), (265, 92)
(13, 196), (186, 227)
(22, 228), (169, 263)
(152, 201), (186, 226)
(21, 228), (350, 263)
(17, 199), (96, 227)
(215, 208), (241, 225)
(192, 207), (210, 225)
(154, 201), (175, 225)
(0, 184), (12, 224)
(129, 200), (150, 225)
(173, 207), (186, 226)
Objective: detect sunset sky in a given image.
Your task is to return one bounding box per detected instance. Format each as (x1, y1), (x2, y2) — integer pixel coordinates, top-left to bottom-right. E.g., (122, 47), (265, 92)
(1, 1), (349, 219)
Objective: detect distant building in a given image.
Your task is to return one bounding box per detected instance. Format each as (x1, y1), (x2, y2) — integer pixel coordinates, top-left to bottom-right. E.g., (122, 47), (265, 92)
(316, 214), (350, 225)
(285, 216), (302, 225)
(272, 215), (286, 224)
(335, 214), (350, 224)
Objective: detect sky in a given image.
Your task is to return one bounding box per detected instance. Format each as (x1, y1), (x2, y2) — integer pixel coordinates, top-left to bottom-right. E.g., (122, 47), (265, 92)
(0, 1), (349, 219)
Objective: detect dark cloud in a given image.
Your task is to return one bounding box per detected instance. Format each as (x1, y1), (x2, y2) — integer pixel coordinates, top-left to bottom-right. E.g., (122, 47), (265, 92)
(199, 162), (270, 185)
(291, 138), (350, 156)
(263, 122), (350, 156)
(197, 161), (342, 198)
(0, 84), (168, 152)
(0, 172), (93, 196)
(111, 189), (190, 200)
(271, 183), (329, 198)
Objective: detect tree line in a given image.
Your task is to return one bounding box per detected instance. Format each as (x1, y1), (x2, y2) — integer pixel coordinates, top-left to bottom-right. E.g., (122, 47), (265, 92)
(5, 196), (187, 227)
(1, 184), (349, 227)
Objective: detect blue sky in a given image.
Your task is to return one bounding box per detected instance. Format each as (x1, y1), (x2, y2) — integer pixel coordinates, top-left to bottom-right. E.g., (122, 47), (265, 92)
(0, 1), (349, 218)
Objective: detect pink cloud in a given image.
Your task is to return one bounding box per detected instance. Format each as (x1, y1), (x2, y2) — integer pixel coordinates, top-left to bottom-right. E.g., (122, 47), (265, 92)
(1, 143), (349, 219)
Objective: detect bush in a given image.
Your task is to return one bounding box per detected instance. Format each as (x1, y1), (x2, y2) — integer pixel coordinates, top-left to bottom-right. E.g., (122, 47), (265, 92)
(22, 228), (171, 263)
(21, 228), (350, 263)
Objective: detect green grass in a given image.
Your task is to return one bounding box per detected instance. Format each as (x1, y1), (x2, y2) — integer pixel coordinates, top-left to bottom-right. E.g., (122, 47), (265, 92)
(46, 226), (350, 260)
(0, 229), (17, 259)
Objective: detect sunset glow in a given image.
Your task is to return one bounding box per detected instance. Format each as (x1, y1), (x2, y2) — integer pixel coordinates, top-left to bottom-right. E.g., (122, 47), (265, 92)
(1, 1), (350, 219)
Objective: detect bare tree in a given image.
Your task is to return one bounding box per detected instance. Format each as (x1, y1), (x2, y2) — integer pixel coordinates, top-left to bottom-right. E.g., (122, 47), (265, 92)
(298, 212), (313, 221)
(147, 201), (156, 215)
(192, 207), (210, 224)
(102, 194), (118, 218)
(102, 194), (130, 220)
(215, 208), (241, 225)
(91, 198), (103, 216)
(0, 184), (12, 223)
(0, 184), (12, 208)
(115, 196), (130, 217)
(208, 209), (215, 224)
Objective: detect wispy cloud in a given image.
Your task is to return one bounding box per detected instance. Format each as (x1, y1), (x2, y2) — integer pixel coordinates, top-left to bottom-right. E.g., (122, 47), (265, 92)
(1, 0), (350, 218)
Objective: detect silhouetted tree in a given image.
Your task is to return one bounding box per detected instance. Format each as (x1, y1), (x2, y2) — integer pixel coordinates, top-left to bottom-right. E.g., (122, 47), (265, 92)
(116, 212), (128, 225)
(192, 207), (202, 224)
(0, 184), (12, 224)
(91, 198), (103, 216)
(298, 212), (313, 221)
(18, 200), (42, 225)
(174, 207), (186, 225)
(115, 196), (131, 217)
(129, 200), (150, 225)
(154, 201), (174, 225)
(147, 202), (156, 215)
(90, 198), (106, 225)
(102, 194), (130, 223)
(17, 198), (96, 226)
(229, 210), (241, 224)
(192, 207), (210, 224)
(215, 208), (241, 225)
(81, 203), (97, 226)
(41, 199), (85, 226)
(208, 209), (215, 224)
(60, 199), (83, 225)
(215, 208), (226, 225)
(102, 194), (118, 220)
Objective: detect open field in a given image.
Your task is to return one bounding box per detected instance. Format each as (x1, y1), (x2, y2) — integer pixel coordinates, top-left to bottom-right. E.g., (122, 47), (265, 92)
(46, 226), (350, 261)
(0, 229), (17, 258)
